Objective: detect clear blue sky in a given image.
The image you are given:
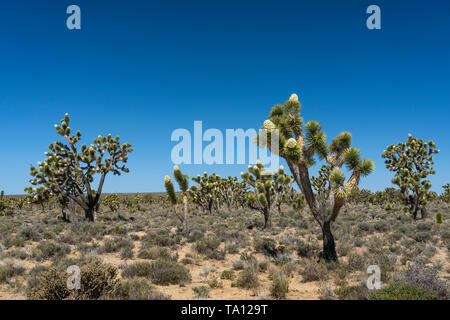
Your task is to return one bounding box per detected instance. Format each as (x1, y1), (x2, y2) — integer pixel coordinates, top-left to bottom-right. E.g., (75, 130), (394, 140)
(0, 0), (449, 194)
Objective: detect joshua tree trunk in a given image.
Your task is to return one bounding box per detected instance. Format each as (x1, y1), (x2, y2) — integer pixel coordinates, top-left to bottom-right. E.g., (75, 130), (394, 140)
(61, 208), (70, 222)
(320, 221), (338, 262)
(85, 207), (95, 222)
(183, 195), (188, 232)
(263, 208), (272, 230)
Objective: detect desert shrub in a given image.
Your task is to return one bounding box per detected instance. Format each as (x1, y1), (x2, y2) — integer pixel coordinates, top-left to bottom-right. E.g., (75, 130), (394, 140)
(225, 241), (239, 254)
(35, 241), (70, 260)
(300, 261), (328, 282)
(414, 231), (432, 243)
(122, 262), (153, 278)
(120, 247), (134, 260)
(221, 270), (235, 280)
(416, 222), (433, 232)
(187, 229), (204, 243)
(145, 230), (181, 247)
(254, 237), (279, 257)
(334, 283), (369, 300)
(232, 259), (244, 270)
(19, 226), (42, 241)
(369, 282), (436, 300)
(235, 266), (259, 290)
(123, 259), (191, 285)
(27, 259), (119, 300)
(358, 222), (372, 232)
(100, 237), (134, 253)
(194, 235), (220, 254)
(258, 261), (269, 272)
(374, 221), (390, 232)
(365, 249), (397, 281)
(396, 260), (449, 300)
(137, 247), (160, 260)
(208, 276), (222, 289)
(296, 240), (315, 258)
(115, 278), (170, 300)
(318, 281), (335, 300)
(7, 249), (28, 260)
(270, 272), (289, 299)
(192, 286), (210, 299)
(0, 262), (25, 283)
(336, 241), (351, 257)
(346, 253), (365, 271)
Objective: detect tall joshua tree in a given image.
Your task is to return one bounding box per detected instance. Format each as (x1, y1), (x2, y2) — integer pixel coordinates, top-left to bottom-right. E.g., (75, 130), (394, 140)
(382, 134), (439, 219)
(26, 114), (133, 222)
(258, 94), (374, 261)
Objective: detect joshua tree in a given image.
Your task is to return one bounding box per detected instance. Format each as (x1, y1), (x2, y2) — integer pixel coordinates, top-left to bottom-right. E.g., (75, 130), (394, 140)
(257, 94), (374, 261)
(56, 194), (71, 222)
(25, 187), (51, 213)
(164, 165), (189, 231)
(273, 167), (296, 216)
(241, 161), (288, 229)
(0, 189), (8, 215)
(441, 184), (450, 203)
(217, 176), (247, 212)
(26, 114), (133, 222)
(103, 193), (121, 214)
(382, 134), (439, 220)
(189, 172), (221, 214)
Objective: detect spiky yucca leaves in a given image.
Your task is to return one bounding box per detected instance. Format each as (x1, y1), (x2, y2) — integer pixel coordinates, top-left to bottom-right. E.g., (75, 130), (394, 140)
(441, 184), (450, 203)
(216, 176), (248, 211)
(24, 187), (51, 213)
(26, 114), (133, 222)
(257, 94), (374, 261)
(103, 193), (121, 213)
(0, 189), (9, 215)
(382, 134), (439, 220)
(164, 166), (189, 231)
(272, 166), (296, 216)
(189, 172), (221, 214)
(241, 161), (289, 229)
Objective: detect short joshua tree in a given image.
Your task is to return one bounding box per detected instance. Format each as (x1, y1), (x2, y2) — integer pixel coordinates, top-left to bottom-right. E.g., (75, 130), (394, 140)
(241, 161), (291, 229)
(164, 165), (189, 231)
(189, 172), (221, 214)
(382, 134), (439, 220)
(257, 94), (374, 261)
(26, 114), (133, 222)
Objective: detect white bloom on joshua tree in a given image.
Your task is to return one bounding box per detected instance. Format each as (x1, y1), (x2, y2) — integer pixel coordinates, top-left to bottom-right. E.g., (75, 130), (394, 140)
(289, 93), (299, 102)
(286, 138), (297, 149)
(263, 120), (276, 130)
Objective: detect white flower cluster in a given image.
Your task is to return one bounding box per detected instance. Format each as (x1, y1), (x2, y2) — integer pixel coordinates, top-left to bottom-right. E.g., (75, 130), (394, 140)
(285, 138), (297, 149)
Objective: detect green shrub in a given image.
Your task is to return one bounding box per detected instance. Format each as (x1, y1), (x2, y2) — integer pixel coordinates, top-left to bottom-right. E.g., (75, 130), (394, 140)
(270, 272), (289, 299)
(221, 270), (235, 280)
(192, 286), (210, 299)
(123, 259), (191, 285)
(0, 262), (25, 283)
(369, 282), (436, 300)
(436, 212), (442, 224)
(35, 241), (70, 260)
(374, 221), (390, 232)
(27, 259), (119, 300)
(115, 278), (170, 300)
(195, 236), (221, 254)
(235, 266), (259, 290)
(300, 262), (328, 282)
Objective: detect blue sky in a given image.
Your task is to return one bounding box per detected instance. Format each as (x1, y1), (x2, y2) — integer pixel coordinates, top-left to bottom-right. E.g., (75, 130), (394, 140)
(0, 0), (449, 194)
